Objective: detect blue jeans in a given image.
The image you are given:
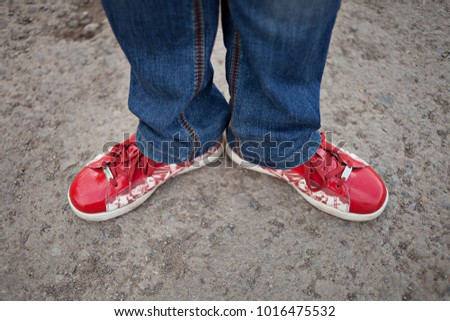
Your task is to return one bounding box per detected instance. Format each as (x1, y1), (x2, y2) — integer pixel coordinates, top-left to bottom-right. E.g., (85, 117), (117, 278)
(101, 0), (341, 169)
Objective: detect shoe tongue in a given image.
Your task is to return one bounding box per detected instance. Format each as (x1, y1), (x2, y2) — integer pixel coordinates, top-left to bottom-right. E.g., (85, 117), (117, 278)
(315, 132), (368, 169)
(314, 148), (339, 172)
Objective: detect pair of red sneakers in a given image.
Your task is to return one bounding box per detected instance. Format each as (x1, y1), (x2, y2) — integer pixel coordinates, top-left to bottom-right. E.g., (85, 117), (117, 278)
(68, 133), (388, 222)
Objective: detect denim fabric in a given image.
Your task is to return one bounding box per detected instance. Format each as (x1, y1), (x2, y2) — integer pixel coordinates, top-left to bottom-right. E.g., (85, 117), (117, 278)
(101, 0), (340, 168)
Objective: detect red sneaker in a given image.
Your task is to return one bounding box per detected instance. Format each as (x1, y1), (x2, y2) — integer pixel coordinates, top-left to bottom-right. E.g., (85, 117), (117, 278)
(226, 133), (388, 221)
(68, 134), (222, 221)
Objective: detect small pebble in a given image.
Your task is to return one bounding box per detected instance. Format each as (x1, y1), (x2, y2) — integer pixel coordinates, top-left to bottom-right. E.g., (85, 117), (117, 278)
(67, 19), (79, 29)
(82, 22), (100, 39)
(389, 174), (400, 186)
(404, 202), (416, 212)
(379, 94), (394, 109)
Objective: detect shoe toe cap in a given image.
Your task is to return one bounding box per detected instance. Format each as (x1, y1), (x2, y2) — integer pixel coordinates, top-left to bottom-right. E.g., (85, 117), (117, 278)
(69, 167), (108, 214)
(348, 167), (388, 215)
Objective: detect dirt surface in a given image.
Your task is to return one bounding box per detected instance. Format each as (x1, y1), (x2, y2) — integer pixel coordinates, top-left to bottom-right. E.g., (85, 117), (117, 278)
(1, 0), (449, 300)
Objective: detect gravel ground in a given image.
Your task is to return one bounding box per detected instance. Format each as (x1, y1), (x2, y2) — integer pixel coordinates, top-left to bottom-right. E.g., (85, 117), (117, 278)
(1, 0), (449, 300)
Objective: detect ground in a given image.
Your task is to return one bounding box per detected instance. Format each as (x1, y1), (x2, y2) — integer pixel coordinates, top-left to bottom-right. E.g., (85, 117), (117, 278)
(1, 0), (449, 300)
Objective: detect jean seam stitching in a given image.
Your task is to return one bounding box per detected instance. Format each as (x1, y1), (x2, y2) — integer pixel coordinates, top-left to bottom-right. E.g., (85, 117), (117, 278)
(192, 0), (204, 97)
(178, 113), (200, 160)
(229, 28), (242, 157)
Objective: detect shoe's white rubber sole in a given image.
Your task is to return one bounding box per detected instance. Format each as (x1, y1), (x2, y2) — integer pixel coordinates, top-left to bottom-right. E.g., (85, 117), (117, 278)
(68, 143), (224, 222)
(225, 144), (388, 222)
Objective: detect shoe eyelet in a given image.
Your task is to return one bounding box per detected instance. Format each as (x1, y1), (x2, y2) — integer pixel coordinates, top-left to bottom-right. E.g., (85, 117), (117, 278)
(336, 184), (341, 189)
(310, 168), (314, 174)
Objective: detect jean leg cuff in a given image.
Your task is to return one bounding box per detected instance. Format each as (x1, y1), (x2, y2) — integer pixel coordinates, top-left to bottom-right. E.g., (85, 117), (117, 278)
(227, 129), (322, 170)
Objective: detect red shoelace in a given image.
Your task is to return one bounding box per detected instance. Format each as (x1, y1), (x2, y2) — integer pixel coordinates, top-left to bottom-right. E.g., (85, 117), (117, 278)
(101, 139), (158, 188)
(304, 140), (352, 192)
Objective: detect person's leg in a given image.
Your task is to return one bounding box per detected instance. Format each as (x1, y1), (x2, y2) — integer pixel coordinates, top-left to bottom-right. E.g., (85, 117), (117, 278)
(68, 1), (229, 221)
(222, 0), (388, 221)
(102, 0), (229, 163)
(222, 0), (340, 169)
